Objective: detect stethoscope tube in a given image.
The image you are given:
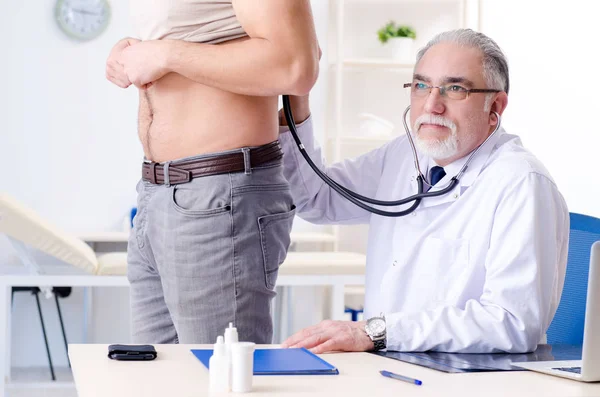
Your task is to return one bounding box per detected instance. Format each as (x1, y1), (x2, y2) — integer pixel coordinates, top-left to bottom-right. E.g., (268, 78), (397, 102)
(281, 95), (500, 217)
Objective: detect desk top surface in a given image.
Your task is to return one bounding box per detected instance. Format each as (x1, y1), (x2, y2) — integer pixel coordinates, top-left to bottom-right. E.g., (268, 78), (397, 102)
(78, 231), (337, 243)
(69, 344), (600, 397)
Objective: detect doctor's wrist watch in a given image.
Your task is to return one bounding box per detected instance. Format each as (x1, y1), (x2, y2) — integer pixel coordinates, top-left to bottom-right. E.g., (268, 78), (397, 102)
(365, 313), (387, 351)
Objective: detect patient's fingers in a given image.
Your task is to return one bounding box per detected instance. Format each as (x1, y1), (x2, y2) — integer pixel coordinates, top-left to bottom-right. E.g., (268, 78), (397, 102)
(106, 62), (131, 88)
(105, 37), (140, 88)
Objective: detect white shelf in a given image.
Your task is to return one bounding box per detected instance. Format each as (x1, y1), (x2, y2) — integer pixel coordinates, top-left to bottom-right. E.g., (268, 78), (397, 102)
(78, 231), (129, 243)
(328, 136), (396, 144)
(289, 232), (337, 244)
(341, 58), (414, 69)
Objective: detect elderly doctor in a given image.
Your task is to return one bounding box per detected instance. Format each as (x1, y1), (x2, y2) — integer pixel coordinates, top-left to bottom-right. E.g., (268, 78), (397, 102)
(279, 29), (569, 354)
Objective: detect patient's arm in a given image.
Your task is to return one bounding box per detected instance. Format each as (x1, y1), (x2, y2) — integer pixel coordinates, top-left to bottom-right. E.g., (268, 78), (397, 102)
(166, 0), (320, 96)
(109, 1), (319, 93)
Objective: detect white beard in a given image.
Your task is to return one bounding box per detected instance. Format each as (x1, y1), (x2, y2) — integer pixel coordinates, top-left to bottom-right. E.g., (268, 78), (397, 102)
(414, 132), (458, 159)
(412, 114), (458, 160)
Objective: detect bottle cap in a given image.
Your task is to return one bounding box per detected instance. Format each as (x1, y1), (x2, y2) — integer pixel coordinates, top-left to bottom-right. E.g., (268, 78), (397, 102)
(214, 335), (226, 356)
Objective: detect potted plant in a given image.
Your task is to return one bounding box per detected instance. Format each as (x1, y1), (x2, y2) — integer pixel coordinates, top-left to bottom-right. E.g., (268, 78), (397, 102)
(377, 21), (416, 61)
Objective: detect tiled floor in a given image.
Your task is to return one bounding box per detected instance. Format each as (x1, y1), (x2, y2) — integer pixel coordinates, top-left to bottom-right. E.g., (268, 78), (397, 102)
(7, 367), (77, 397)
(9, 389), (77, 397)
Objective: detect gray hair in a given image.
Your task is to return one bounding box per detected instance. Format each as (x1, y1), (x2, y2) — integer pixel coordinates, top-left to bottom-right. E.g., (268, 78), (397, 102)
(416, 29), (509, 109)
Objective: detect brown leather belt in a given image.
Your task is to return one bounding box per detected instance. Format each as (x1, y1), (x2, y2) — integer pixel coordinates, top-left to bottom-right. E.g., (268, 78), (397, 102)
(142, 141), (283, 185)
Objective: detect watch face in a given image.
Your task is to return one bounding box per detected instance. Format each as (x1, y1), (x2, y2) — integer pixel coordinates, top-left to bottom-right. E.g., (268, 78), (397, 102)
(55, 0), (111, 41)
(367, 318), (385, 336)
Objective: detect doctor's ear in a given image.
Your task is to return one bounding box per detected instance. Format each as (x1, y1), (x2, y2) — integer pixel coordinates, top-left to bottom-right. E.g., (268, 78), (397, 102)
(489, 92), (508, 122)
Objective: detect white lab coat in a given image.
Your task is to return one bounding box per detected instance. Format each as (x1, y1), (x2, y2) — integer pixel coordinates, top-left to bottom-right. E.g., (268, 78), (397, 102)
(279, 116), (569, 353)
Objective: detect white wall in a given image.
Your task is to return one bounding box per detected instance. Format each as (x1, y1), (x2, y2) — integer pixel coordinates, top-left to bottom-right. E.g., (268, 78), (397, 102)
(1, 1), (140, 232)
(1, 0), (137, 369)
(0, 0), (329, 368)
(479, 0), (600, 218)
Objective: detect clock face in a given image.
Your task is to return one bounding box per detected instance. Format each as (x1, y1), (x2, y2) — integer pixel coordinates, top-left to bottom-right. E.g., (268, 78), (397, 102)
(55, 0), (111, 41)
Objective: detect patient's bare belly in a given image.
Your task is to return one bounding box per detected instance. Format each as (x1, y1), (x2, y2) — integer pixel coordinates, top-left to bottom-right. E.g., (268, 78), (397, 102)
(138, 39), (279, 163)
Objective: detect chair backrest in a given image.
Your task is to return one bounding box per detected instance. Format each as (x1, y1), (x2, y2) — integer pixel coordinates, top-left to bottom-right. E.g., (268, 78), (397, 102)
(0, 193), (98, 274)
(546, 212), (600, 344)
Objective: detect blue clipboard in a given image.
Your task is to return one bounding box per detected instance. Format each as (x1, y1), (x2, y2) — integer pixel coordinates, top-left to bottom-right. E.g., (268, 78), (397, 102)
(191, 347), (339, 375)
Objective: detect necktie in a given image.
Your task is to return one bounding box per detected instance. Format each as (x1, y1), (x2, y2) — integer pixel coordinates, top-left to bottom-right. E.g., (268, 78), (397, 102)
(429, 166), (446, 186)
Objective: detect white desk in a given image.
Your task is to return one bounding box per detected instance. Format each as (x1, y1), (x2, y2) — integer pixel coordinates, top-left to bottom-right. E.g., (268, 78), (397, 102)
(77, 231), (337, 245)
(69, 344), (600, 397)
(0, 252), (365, 397)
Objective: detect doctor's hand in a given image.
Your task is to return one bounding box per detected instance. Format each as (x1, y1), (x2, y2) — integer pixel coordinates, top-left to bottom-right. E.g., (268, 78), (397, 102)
(281, 320), (374, 354)
(106, 37), (141, 88)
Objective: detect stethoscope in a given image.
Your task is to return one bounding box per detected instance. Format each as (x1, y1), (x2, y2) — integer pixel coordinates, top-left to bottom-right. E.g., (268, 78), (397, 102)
(281, 95), (501, 217)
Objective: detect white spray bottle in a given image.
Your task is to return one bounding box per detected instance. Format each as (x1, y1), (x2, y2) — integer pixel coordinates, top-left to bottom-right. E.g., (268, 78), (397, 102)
(209, 335), (230, 393)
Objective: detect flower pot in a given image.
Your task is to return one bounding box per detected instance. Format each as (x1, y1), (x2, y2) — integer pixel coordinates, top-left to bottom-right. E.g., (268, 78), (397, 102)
(387, 37), (414, 62)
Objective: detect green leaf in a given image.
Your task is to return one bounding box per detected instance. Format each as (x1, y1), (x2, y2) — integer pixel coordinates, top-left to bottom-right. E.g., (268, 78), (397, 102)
(377, 21), (416, 43)
(377, 30), (389, 44)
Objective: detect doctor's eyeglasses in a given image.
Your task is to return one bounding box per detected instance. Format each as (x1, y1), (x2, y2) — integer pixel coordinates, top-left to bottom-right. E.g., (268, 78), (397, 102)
(404, 82), (501, 100)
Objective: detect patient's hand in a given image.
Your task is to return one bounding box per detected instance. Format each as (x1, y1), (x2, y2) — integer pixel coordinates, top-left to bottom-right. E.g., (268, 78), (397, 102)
(118, 40), (175, 90)
(106, 37), (141, 88)
(281, 320), (374, 353)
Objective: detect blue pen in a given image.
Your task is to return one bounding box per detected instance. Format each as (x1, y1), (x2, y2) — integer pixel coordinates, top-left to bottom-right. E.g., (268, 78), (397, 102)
(380, 370), (422, 386)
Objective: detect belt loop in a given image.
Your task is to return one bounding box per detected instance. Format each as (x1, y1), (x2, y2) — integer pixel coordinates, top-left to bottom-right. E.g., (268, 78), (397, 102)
(149, 163), (158, 184)
(242, 148), (252, 175)
(163, 161), (171, 187)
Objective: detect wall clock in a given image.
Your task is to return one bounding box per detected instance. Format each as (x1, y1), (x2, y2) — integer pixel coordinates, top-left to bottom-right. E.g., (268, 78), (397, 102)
(55, 0), (111, 41)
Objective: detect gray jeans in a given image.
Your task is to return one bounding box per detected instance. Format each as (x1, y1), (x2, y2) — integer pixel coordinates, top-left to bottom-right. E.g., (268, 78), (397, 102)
(127, 146), (295, 344)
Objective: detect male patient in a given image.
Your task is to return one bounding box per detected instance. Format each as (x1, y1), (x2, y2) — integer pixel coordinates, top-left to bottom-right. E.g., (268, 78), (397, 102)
(279, 29), (569, 353)
(105, 1), (319, 345)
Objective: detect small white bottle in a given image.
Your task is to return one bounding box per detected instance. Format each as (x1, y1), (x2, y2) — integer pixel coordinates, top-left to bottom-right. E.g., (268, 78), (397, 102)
(224, 322), (239, 354)
(231, 342), (256, 393)
(224, 322), (238, 389)
(209, 336), (230, 393)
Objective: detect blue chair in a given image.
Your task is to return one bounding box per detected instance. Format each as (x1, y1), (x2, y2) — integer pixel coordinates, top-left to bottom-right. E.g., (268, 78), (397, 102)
(345, 307), (364, 321)
(344, 285), (365, 322)
(546, 212), (600, 344)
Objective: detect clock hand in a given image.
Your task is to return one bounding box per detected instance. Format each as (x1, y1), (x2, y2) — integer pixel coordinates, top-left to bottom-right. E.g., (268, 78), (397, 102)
(71, 8), (101, 16)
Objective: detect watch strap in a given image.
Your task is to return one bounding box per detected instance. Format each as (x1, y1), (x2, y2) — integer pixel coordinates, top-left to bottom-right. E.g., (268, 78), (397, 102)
(373, 338), (386, 351)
